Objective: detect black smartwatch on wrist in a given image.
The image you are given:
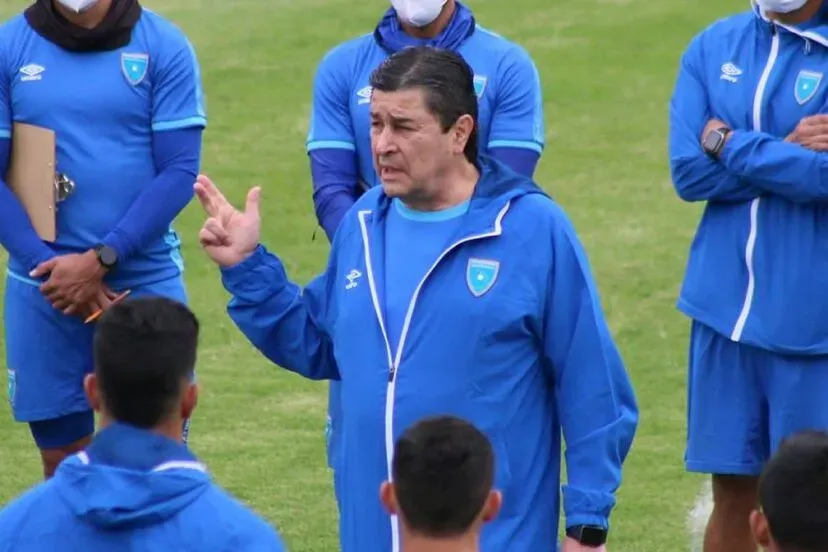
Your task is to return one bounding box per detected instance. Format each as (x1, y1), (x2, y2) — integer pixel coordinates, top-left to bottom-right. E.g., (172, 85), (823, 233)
(94, 244), (118, 270)
(702, 126), (732, 157)
(566, 525), (608, 547)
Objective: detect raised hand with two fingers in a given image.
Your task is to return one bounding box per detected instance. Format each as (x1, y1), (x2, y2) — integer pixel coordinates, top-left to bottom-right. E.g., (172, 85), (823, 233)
(193, 174), (262, 268)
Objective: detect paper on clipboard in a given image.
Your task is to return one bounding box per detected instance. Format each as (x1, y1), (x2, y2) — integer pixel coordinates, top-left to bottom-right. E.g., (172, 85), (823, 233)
(6, 122), (56, 242)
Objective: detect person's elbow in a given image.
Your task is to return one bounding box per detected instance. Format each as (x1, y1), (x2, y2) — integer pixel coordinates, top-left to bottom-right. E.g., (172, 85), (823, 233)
(670, 154), (711, 202)
(613, 368), (639, 462)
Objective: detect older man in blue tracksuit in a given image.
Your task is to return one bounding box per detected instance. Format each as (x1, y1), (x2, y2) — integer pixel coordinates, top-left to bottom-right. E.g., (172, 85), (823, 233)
(306, 0), (545, 494)
(669, 1), (828, 550)
(198, 47), (636, 552)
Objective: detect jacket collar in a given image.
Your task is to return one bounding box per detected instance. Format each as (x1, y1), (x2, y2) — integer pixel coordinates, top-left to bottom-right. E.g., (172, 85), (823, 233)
(373, 1), (476, 54)
(751, 0), (828, 46)
(83, 422), (202, 473)
(368, 155), (546, 237)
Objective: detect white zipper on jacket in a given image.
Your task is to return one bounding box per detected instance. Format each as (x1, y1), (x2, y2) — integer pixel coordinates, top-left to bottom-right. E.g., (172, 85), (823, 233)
(731, 27), (779, 342)
(357, 201), (511, 552)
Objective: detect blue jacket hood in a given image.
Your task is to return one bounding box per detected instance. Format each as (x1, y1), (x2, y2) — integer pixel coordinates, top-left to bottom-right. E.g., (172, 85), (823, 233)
(53, 424), (211, 530)
(374, 1), (475, 53)
(369, 155), (547, 226)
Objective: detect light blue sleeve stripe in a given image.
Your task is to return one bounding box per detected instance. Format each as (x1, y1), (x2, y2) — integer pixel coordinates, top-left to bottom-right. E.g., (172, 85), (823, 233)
(152, 116), (208, 131)
(307, 140), (356, 152)
(488, 140), (544, 154)
(186, 39), (207, 119)
(0, 129), (11, 139)
(6, 269), (40, 287)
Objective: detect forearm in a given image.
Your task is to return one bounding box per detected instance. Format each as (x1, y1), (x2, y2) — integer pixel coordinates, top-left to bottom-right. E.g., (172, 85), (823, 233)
(560, 355), (638, 528)
(720, 130), (828, 202)
(221, 245), (338, 380)
(310, 149), (359, 242)
(670, 154), (764, 202)
(102, 128), (201, 260)
(0, 139), (55, 271)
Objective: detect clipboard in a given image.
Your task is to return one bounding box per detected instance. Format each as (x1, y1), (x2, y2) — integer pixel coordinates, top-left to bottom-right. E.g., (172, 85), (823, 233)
(6, 122), (57, 242)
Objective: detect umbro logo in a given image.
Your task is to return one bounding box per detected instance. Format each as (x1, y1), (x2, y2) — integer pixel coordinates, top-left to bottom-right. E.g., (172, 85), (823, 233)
(19, 64), (44, 82)
(720, 62), (742, 83)
(356, 86), (372, 105)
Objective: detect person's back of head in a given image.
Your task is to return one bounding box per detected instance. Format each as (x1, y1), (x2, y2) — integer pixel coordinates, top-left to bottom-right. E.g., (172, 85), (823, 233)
(380, 415), (501, 551)
(86, 296), (199, 436)
(751, 430), (828, 552)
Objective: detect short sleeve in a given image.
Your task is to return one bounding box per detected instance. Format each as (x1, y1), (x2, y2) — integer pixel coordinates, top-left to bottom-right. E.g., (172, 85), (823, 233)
(306, 47), (356, 153)
(151, 31), (207, 132)
(487, 46), (545, 154)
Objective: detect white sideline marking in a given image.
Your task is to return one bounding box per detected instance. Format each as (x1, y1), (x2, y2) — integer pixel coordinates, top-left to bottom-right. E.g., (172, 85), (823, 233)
(688, 479), (713, 552)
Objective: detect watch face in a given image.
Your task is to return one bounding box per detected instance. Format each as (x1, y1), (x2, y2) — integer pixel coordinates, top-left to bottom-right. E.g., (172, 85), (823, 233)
(703, 130), (723, 152)
(100, 247), (117, 266)
(568, 525), (607, 546)
(582, 527), (607, 545)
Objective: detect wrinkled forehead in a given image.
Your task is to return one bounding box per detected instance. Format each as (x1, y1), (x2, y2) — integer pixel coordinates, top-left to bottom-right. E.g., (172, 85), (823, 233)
(370, 88), (433, 122)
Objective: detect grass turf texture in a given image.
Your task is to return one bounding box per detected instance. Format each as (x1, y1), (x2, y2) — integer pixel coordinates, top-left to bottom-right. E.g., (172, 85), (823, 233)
(0, 0), (745, 549)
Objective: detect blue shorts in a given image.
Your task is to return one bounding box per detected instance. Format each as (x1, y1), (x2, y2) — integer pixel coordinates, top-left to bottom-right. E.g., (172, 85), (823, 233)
(4, 272), (188, 446)
(685, 320), (828, 476)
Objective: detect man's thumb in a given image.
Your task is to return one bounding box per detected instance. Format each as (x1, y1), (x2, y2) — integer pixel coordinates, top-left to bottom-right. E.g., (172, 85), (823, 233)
(245, 186), (261, 217)
(29, 258), (56, 277)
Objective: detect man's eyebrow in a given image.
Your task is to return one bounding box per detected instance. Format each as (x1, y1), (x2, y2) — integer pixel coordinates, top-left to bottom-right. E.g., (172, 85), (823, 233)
(370, 113), (417, 125)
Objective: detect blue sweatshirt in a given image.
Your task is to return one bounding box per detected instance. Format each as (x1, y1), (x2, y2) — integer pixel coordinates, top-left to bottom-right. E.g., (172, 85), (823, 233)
(0, 423), (285, 551)
(669, 1), (828, 354)
(0, 9), (205, 288)
(307, 2), (545, 240)
(221, 156), (638, 552)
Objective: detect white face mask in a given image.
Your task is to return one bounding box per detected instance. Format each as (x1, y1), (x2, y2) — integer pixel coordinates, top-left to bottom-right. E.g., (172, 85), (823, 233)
(56, 0), (99, 13)
(391, 0), (448, 27)
(756, 0), (808, 13)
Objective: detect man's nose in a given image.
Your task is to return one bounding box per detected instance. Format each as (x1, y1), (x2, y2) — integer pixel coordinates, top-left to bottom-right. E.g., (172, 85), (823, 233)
(373, 127), (396, 154)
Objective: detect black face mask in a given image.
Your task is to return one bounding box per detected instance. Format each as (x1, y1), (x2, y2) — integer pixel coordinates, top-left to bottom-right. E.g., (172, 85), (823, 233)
(24, 0), (142, 53)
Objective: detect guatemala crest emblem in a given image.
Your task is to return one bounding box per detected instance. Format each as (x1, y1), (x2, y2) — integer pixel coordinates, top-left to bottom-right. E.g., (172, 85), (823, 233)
(121, 53), (149, 86)
(466, 258), (499, 297)
(473, 75), (488, 98)
(794, 70), (822, 105)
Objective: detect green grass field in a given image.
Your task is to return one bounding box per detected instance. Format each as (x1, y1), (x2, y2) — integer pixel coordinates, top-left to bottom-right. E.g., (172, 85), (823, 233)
(0, 0), (747, 550)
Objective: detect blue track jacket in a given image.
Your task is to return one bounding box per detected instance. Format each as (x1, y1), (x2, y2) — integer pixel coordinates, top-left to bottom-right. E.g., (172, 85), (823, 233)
(669, 1), (828, 354)
(0, 424), (285, 551)
(221, 156), (638, 552)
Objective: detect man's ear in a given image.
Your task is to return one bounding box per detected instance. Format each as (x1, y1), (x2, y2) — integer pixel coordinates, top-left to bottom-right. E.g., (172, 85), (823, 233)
(83, 373), (101, 412)
(181, 381), (198, 421)
(750, 509), (772, 549)
(451, 114), (475, 156)
(379, 481), (398, 516)
(481, 489), (502, 523)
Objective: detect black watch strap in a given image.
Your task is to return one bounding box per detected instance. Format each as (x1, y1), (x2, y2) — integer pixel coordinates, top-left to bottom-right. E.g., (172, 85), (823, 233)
(566, 525), (608, 547)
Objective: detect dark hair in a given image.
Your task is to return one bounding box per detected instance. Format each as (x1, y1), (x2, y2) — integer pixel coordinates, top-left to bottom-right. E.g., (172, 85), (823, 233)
(759, 430), (828, 552)
(392, 415), (494, 538)
(369, 46), (479, 164)
(93, 297), (199, 429)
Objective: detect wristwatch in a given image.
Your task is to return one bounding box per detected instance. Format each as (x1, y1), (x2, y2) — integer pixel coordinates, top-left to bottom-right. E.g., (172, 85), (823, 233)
(702, 126), (732, 157)
(566, 525), (608, 547)
(94, 244), (118, 270)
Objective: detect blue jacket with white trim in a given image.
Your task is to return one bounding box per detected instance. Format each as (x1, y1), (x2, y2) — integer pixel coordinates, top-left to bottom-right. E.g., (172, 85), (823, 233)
(669, 1), (828, 354)
(0, 423), (285, 551)
(221, 155), (639, 552)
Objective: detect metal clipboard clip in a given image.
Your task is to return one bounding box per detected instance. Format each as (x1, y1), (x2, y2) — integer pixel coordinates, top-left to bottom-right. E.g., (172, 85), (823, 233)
(54, 172), (75, 207)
